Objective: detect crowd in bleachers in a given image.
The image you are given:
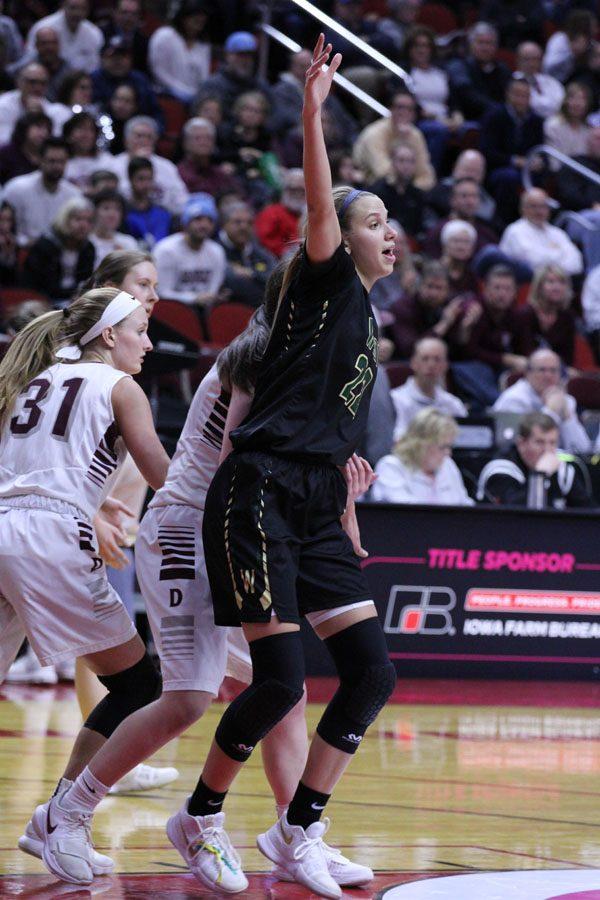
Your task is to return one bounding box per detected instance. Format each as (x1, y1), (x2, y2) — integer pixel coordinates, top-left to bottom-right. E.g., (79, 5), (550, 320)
(2, 0), (600, 509)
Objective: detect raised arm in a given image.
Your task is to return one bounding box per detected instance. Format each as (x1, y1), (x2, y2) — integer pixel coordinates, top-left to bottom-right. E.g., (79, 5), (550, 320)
(303, 34), (343, 263)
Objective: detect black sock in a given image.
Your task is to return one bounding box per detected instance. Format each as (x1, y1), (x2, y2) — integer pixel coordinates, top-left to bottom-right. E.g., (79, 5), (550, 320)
(188, 777), (228, 817)
(286, 781), (331, 830)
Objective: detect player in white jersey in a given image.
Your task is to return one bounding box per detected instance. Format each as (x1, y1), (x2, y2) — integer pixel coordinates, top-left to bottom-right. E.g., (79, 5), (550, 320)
(0, 286), (171, 885)
(31, 267), (376, 892)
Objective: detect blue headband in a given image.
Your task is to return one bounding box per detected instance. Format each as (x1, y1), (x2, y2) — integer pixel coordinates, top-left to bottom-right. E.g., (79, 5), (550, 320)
(337, 188), (365, 220)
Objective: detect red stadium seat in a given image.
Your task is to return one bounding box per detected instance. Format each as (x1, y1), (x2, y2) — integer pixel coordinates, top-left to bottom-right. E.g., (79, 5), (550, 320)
(567, 374), (600, 409)
(156, 95), (189, 157)
(206, 302), (254, 346)
(416, 3), (458, 34)
(496, 47), (516, 70)
(516, 282), (531, 307)
(573, 333), (599, 373)
(152, 298), (204, 345)
(385, 361), (412, 388)
(0, 287), (50, 308)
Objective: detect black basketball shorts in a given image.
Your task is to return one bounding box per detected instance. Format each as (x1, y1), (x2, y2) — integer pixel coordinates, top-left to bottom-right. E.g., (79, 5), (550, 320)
(203, 451), (372, 626)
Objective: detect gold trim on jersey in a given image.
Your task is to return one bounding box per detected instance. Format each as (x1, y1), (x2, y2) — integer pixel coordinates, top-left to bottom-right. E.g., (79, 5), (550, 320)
(256, 480), (272, 611)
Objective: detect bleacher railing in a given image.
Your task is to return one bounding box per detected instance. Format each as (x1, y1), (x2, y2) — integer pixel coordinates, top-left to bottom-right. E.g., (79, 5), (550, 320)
(524, 144), (600, 210)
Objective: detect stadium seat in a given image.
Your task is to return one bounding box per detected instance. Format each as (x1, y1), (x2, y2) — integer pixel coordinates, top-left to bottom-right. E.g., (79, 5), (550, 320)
(516, 282), (531, 307)
(152, 298), (204, 345)
(0, 287), (49, 308)
(416, 3), (458, 34)
(567, 374), (600, 409)
(573, 333), (599, 372)
(206, 302), (254, 346)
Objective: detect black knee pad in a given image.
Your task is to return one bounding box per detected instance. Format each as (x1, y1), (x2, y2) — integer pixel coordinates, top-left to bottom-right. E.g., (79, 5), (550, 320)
(317, 617), (396, 753)
(84, 652), (162, 738)
(215, 631), (305, 762)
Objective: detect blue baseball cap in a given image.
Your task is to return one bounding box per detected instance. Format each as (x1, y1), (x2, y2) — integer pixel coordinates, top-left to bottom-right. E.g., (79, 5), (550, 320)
(224, 31), (258, 53)
(182, 192), (218, 225)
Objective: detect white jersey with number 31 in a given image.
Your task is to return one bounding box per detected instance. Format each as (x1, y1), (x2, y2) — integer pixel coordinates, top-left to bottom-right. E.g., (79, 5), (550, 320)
(0, 362), (130, 519)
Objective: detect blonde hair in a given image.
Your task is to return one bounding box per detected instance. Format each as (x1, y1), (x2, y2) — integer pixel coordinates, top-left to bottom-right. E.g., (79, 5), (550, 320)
(0, 286), (122, 428)
(528, 263), (572, 311)
(52, 195), (94, 237)
(393, 408), (458, 470)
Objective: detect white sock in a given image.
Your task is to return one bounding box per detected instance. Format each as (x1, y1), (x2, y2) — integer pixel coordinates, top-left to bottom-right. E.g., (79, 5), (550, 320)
(276, 803), (289, 820)
(60, 766), (109, 814)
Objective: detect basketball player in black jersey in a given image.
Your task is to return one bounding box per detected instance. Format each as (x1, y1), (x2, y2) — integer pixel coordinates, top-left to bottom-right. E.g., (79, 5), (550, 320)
(174, 35), (398, 898)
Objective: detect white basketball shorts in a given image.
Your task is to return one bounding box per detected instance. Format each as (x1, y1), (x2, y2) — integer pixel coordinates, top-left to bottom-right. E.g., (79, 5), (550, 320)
(135, 504), (252, 694)
(0, 501), (136, 677)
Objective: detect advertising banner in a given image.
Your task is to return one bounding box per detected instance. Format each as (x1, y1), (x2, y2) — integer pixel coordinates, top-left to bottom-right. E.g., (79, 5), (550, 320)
(357, 503), (600, 679)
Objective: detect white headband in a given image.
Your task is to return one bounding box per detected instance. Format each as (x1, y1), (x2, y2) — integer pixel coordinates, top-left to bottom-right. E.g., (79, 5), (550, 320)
(56, 292), (142, 360)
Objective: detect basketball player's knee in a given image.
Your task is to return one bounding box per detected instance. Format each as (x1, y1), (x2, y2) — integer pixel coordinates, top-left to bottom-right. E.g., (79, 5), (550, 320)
(317, 618), (396, 753)
(214, 631), (305, 762)
(317, 661), (396, 753)
(169, 690), (212, 729)
(84, 652), (162, 738)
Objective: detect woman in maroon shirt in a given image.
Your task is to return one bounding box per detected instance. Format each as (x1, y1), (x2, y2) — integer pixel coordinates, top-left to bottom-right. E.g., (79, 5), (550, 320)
(514, 264), (576, 366)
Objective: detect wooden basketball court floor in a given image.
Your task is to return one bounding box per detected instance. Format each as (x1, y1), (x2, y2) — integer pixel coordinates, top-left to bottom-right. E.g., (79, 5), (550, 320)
(3, 677), (600, 899)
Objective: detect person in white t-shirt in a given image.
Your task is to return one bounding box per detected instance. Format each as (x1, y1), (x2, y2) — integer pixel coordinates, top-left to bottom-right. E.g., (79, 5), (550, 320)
(492, 348), (590, 454)
(153, 192), (226, 306)
(2, 136), (81, 245)
(499, 188), (583, 277)
(148, 0), (211, 104)
(0, 63), (70, 145)
(26, 0), (103, 74)
(373, 407), (473, 505)
(391, 336), (467, 441)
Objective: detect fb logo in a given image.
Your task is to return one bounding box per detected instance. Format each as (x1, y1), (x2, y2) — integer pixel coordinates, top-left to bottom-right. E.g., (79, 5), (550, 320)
(384, 585), (456, 636)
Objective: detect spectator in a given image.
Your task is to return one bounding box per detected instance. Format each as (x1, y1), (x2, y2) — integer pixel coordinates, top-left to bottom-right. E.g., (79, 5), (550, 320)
(177, 117), (240, 198)
(193, 94), (223, 128)
(422, 177), (498, 257)
(493, 348), (590, 453)
(88, 168), (119, 197)
(543, 9), (596, 83)
(583, 262), (600, 357)
(385, 259), (453, 358)
(330, 148), (365, 189)
(56, 68), (98, 117)
(0, 63), (70, 145)
(10, 27), (72, 102)
(376, 0), (422, 54)
(2, 136), (81, 245)
(91, 36), (162, 128)
(0, 200), (17, 284)
(123, 156), (171, 248)
(453, 264), (526, 408)
(372, 408), (473, 505)
(218, 90), (273, 203)
(544, 80), (592, 158)
(153, 192), (226, 307)
(477, 411), (592, 507)
(352, 89), (435, 188)
(254, 168), (305, 258)
(0, 2), (23, 65)
(370, 222), (419, 312)
(0, 110), (52, 185)
(368, 144), (425, 237)
(425, 149), (497, 226)
(148, 0), (211, 104)
(62, 111), (115, 192)
(26, 0), (103, 74)
(391, 336), (467, 440)
(480, 75), (545, 223)
(0, 31), (13, 93)
(403, 25), (461, 173)
(439, 219), (479, 298)
(447, 22), (512, 120)
(499, 188), (583, 277)
(514, 264), (576, 365)
(111, 115), (189, 214)
(324, 0), (395, 71)
(217, 201), (275, 307)
(102, 0), (149, 75)
(479, 0), (545, 48)
(22, 194), (95, 302)
(90, 188), (137, 261)
(515, 41), (565, 118)
(101, 82), (138, 155)
(195, 31), (272, 125)
(270, 48), (357, 143)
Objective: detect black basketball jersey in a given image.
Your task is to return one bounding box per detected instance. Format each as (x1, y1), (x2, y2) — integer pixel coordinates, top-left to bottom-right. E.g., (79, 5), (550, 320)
(231, 243), (378, 466)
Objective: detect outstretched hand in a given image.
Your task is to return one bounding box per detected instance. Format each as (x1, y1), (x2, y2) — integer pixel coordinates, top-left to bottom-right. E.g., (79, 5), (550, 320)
(303, 33), (342, 114)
